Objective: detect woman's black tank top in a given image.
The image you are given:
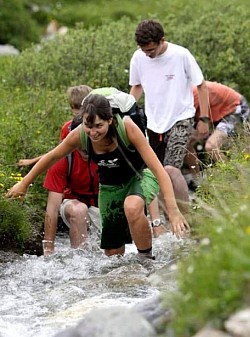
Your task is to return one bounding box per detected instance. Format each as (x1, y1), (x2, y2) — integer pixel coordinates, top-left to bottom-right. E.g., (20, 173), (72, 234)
(88, 133), (145, 185)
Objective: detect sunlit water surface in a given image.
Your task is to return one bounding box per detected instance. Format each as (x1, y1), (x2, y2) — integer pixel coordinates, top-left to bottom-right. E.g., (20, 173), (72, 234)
(0, 231), (192, 337)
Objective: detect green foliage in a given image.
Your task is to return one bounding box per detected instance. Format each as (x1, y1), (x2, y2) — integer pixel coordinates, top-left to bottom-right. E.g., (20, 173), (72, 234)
(0, 83), (70, 214)
(166, 144), (250, 336)
(4, 1), (250, 101)
(165, 3), (250, 100)
(0, 0), (41, 50)
(1, 85), (69, 164)
(8, 17), (135, 92)
(0, 195), (32, 251)
(52, 0), (138, 27)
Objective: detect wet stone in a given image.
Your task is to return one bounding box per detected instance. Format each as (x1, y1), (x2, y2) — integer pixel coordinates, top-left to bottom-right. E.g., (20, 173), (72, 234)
(54, 306), (157, 337)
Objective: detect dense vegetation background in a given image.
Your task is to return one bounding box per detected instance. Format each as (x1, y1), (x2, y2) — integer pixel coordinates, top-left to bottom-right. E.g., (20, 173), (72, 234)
(0, 0), (250, 336)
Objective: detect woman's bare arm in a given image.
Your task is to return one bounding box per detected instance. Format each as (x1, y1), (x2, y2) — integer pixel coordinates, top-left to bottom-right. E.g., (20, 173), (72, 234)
(6, 128), (81, 198)
(124, 118), (189, 238)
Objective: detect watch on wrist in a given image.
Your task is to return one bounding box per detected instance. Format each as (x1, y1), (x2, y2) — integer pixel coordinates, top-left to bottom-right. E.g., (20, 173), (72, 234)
(151, 219), (161, 227)
(198, 116), (210, 123)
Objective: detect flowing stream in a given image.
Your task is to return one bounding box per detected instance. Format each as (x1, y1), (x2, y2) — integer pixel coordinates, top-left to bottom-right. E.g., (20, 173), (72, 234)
(0, 230), (192, 337)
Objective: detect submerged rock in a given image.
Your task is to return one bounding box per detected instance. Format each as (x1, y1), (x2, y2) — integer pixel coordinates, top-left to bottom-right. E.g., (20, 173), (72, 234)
(192, 327), (231, 337)
(132, 294), (172, 332)
(224, 308), (250, 337)
(54, 306), (156, 337)
(0, 250), (20, 263)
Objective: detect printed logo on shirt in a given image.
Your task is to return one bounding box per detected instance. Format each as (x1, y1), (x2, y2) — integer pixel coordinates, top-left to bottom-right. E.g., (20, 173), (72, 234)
(165, 74), (175, 81)
(98, 158), (119, 168)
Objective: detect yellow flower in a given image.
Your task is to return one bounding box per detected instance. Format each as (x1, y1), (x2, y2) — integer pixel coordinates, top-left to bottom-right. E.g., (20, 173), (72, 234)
(246, 226), (250, 235)
(243, 153), (250, 160)
(14, 177), (23, 181)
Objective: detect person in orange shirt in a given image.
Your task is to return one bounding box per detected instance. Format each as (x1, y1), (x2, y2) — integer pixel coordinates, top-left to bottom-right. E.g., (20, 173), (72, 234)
(185, 81), (249, 187)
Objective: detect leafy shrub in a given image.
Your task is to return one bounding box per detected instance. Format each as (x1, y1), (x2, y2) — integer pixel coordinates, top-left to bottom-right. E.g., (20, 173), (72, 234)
(6, 2), (250, 101)
(164, 2), (250, 100)
(1, 86), (69, 165)
(0, 84), (70, 210)
(8, 17), (136, 91)
(0, 0), (41, 50)
(165, 140), (250, 336)
(53, 1), (137, 28)
(0, 195), (32, 251)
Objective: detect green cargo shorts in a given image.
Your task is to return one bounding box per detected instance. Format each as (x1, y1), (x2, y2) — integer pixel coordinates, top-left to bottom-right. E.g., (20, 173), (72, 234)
(99, 168), (159, 249)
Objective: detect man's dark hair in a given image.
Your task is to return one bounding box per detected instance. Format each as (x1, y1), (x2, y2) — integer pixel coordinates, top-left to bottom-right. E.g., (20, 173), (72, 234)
(135, 19), (164, 46)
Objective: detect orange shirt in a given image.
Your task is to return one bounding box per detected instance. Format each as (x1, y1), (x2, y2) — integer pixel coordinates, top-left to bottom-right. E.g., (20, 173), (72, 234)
(193, 81), (241, 122)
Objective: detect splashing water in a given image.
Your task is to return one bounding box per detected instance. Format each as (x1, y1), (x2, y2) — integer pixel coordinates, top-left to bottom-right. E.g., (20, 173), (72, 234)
(0, 231), (192, 337)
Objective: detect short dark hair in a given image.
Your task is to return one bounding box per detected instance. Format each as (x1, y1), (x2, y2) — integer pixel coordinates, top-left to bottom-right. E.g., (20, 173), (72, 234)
(135, 19), (164, 46)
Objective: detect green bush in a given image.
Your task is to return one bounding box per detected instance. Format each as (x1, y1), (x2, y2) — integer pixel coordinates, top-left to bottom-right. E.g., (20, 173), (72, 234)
(6, 2), (250, 100)
(8, 17), (136, 91)
(1, 86), (69, 164)
(164, 3), (250, 100)
(0, 195), (32, 251)
(0, 0), (41, 50)
(165, 143), (250, 336)
(0, 84), (70, 213)
(53, 1), (137, 28)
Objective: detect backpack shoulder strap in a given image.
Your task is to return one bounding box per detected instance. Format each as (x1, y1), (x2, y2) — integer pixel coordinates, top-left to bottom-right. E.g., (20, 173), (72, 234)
(116, 114), (132, 149)
(80, 127), (89, 153)
(66, 152), (73, 183)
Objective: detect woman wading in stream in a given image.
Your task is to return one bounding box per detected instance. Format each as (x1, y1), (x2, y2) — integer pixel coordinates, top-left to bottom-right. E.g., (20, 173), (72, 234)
(7, 94), (189, 260)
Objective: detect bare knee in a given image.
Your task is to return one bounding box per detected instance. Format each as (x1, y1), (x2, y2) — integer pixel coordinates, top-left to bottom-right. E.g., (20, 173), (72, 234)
(124, 195), (145, 223)
(164, 165), (182, 179)
(163, 165), (189, 215)
(65, 201), (89, 222)
(205, 131), (228, 154)
(205, 140), (215, 153)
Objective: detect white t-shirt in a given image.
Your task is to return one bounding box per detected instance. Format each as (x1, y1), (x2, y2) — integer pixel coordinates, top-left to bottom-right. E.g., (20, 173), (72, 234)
(129, 42), (204, 133)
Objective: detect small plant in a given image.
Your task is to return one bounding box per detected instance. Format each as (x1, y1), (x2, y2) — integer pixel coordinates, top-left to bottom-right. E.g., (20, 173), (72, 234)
(0, 195), (32, 252)
(164, 136), (250, 336)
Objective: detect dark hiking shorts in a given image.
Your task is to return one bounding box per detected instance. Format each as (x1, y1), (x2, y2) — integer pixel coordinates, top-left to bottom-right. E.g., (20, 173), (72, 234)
(147, 118), (194, 169)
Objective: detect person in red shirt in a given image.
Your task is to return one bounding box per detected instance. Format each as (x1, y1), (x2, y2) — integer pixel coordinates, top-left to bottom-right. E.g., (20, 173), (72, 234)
(43, 118), (99, 255)
(17, 85), (100, 255)
(185, 81), (249, 187)
(43, 85), (100, 255)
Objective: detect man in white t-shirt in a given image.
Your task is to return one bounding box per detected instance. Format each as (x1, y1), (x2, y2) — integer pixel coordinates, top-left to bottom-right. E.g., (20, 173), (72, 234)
(129, 19), (209, 218)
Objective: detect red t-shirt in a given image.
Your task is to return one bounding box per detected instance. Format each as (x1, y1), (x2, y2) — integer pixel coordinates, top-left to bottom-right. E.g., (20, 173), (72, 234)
(193, 81), (241, 122)
(43, 121), (99, 206)
(60, 120), (72, 140)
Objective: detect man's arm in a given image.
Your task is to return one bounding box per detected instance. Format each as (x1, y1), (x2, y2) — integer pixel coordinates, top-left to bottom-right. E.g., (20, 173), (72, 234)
(43, 191), (63, 255)
(130, 84), (143, 102)
(196, 80), (210, 138)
